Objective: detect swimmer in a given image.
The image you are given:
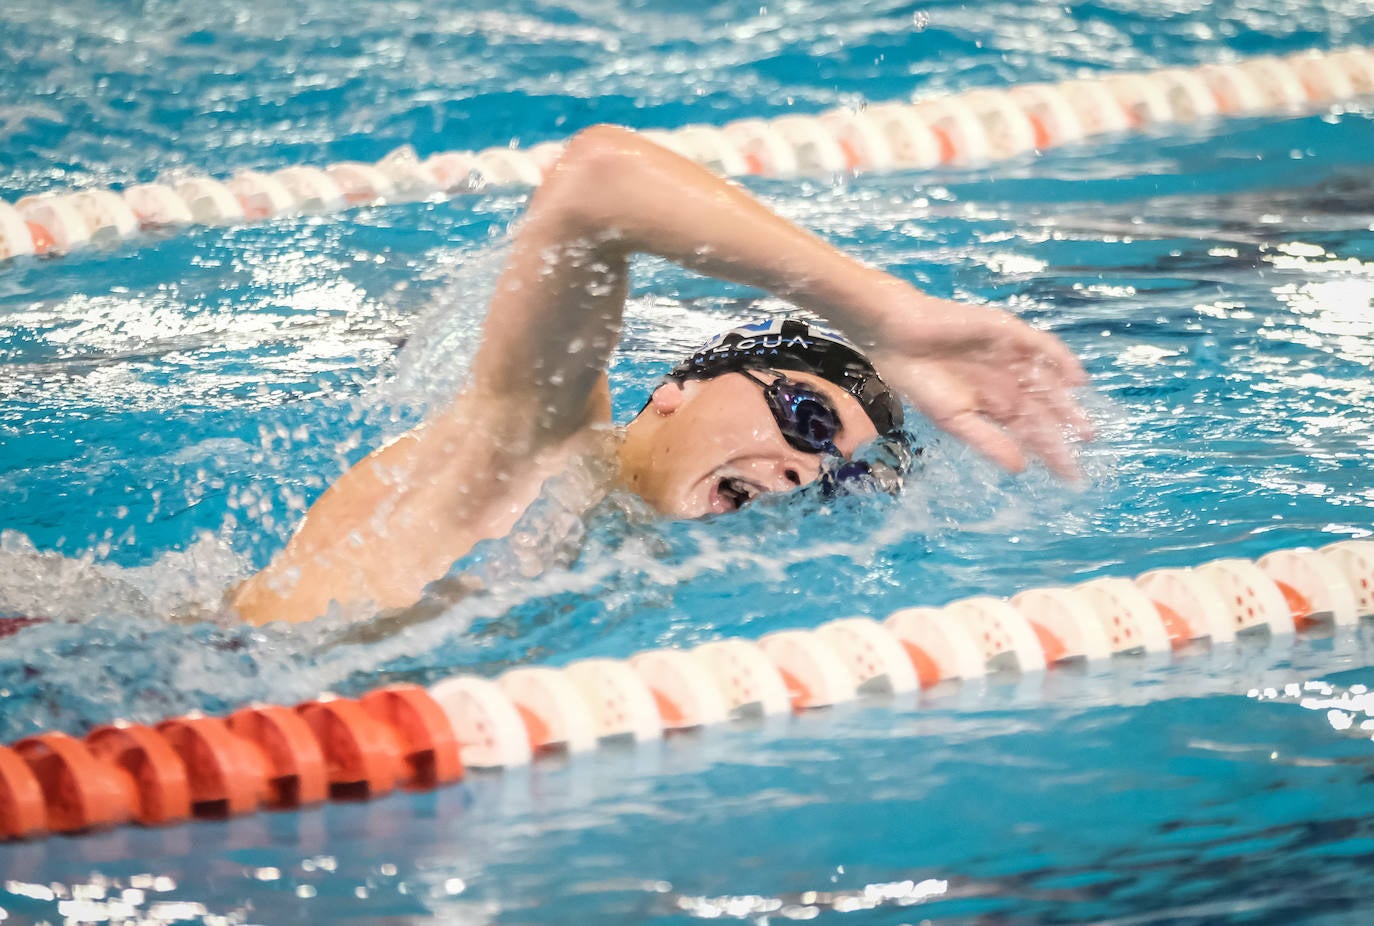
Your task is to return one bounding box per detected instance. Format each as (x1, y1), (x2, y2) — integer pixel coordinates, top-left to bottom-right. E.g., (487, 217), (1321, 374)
(231, 125), (1091, 625)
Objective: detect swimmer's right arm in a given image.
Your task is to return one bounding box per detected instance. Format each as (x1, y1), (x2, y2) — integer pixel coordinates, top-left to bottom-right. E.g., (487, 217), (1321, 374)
(473, 125), (1090, 474)
(232, 125), (1089, 624)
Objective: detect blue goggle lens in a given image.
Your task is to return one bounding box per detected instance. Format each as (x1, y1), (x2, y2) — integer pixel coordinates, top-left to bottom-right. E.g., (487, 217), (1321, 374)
(751, 373), (842, 454)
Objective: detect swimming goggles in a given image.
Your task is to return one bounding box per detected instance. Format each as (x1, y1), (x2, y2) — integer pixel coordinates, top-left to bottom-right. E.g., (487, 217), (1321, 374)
(740, 369), (910, 497)
(740, 369), (843, 455)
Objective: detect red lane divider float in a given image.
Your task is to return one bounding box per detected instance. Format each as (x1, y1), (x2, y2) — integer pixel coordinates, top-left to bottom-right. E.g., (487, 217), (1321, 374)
(2, 540), (1371, 842)
(11, 732), (137, 833)
(0, 745), (51, 839)
(86, 722), (192, 826)
(1, 46), (1372, 264)
(0, 617), (46, 640)
(226, 703), (328, 808)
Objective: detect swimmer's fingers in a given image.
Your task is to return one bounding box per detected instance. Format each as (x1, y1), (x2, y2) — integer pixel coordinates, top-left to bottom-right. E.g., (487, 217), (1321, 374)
(1050, 378), (1095, 444)
(903, 371), (1020, 471)
(936, 408), (1028, 474)
(882, 305), (1093, 475)
(957, 301), (1087, 388)
(943, 401), (1080, 480)
(1001, 368), (1090, 479)
(1025, 325), (1090, 389)
(921, 369), (1088, 480)
(1006, 324), (1093, 442)
(1016, 359), (1094, 438)
(1009, 407), (1082, 481)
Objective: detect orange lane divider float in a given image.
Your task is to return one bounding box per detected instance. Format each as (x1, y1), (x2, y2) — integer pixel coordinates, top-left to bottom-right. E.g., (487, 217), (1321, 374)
(1, 46), (1372, 264)
(2, 539), (1371, 841)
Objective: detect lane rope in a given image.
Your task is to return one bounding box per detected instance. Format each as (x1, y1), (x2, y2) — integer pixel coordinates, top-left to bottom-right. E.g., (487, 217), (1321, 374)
(2, 539), (1371, 839)
(1, 46), (1372, 264)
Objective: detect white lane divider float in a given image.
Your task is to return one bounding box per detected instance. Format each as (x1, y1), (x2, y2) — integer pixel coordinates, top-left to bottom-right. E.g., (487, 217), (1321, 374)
(815, 617), (920, 695)
(1075, 577), (1176, 653)
(692, 639), (794, 717)
(64, 190), (140, 247)
(1135, 566), (1237, 644)
(1321, 541), (1374, 617)
(1258, 548), (1359, 626)
(175, 177), (245, 225)
(0, 201), (37, 261)
(563, 658), (664, 743)
(1194, 558), (1296, 637)
(326, 161), (398, 206)
(122, 182), (196, 227)
(629, 648), (731, 730)
(883, 606), (988, 686)
(428, 675), (533, 769)
(15, 194), (90, 254)
(1102, 72), (1173, 126)
(227, 170), (299, 221)
(846, 104), (944, 169)
(3, 45), (1372, 263)
(1010, 586), (1114, 663)
(497, 666), (599, 754)
(775, 115), (856, 173)
(274, 166), (346, 213)
(1152, 67), (1223, 122)
(758, 629), (859, 709)
(943, 596), (1048, 672)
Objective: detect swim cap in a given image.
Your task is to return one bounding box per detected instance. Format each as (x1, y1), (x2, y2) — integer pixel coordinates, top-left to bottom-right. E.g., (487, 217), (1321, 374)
(667, 318), (904, 434)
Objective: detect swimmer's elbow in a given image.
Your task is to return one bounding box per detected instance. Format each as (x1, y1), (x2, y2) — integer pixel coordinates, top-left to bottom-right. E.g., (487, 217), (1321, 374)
(537, 124), (657, 234)
(555, 124), (643, 177)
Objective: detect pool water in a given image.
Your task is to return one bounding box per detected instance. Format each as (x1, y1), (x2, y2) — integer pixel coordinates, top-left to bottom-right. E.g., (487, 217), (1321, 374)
(3, 0), (1374, 922)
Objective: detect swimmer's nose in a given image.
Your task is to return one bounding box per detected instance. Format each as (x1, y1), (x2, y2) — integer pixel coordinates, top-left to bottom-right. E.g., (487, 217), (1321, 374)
(755, 455), (823, 492)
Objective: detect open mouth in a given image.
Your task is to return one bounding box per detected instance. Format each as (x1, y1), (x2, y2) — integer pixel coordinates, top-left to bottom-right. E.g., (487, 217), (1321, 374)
(709, 475), (762, 513)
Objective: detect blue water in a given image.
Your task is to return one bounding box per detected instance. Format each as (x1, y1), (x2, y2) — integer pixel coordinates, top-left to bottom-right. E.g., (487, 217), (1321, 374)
(3, 0), (1374, 922)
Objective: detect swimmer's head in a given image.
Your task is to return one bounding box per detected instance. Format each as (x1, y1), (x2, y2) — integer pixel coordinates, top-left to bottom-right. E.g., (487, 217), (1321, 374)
(618, 318), (908, 517)
(665, 318), (904, 434)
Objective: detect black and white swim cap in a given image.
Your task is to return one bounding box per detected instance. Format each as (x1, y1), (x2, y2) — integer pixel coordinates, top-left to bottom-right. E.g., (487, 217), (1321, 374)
(667, 318), (904, 435)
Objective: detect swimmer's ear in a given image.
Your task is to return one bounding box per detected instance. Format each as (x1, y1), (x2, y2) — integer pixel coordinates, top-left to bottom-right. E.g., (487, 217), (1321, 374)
(647, 380), (686, 416)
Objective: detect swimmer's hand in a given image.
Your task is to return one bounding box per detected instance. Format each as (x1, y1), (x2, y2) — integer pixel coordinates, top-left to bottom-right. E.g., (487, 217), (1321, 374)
(858, 286), (1092, 479)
